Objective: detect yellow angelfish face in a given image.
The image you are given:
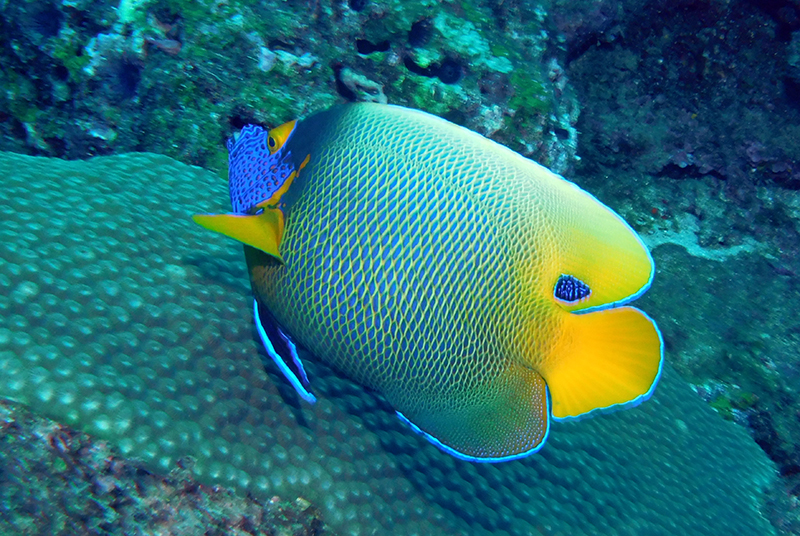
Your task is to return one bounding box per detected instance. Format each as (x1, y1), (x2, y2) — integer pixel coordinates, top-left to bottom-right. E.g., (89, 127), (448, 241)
(515, 172), (662, 422)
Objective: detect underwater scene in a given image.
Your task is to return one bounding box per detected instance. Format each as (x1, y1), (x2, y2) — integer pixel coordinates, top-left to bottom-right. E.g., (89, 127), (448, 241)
(1, 0), (799, 534)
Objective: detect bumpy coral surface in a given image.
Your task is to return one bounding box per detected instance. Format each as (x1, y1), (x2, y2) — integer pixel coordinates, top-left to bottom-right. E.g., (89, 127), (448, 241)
(0, 151), (778, 535)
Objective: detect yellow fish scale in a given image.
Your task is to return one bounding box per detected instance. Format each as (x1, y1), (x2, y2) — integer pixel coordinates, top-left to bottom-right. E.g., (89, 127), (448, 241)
(247, 104), (659, 460)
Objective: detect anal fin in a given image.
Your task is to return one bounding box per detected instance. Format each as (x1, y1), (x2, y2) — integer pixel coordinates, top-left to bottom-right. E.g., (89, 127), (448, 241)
(253, 299), (316, 404)
(396, 362), (550, 462)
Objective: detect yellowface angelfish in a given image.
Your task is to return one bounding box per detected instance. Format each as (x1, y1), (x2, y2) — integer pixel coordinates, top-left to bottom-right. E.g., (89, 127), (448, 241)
(193, 103), (663, 462)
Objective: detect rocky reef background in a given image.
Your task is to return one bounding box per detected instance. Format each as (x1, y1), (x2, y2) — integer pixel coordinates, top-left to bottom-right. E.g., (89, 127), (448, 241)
(561, 0), (800, 514)
(0, 400), (332, 535)
(1, 0), (800, 533)
(0, 0), (580, 172)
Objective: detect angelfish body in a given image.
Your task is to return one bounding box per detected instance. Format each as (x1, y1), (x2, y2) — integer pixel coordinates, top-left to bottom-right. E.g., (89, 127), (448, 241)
(194, 103), (663, 462)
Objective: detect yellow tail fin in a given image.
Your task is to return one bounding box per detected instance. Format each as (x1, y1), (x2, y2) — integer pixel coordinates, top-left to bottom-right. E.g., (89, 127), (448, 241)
(541, 306), (663, 420)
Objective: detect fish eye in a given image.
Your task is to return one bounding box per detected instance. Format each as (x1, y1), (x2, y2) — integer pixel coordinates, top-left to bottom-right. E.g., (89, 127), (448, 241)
(553, 274), (591, 304)
(265, 120), (297, 155)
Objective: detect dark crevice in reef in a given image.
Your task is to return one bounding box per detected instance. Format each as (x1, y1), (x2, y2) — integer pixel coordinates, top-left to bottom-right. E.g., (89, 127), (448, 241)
(332, 64), (358, 101)
(744, 0), (800, 41)
(403, 55), (464, 85)
(356, 39), (390, 55)
(408, 18), (432, 48)
(348, 0), (368, 12)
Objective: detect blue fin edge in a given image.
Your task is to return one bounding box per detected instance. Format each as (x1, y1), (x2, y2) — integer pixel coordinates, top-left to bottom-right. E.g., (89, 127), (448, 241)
(395, 387), (551, 463)
(253, 299), (317, 404)
(276, 328), (311, 386)
(552, 308), (665, 423)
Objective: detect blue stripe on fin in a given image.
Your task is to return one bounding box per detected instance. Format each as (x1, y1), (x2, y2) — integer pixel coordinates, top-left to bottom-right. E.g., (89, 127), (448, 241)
(276, 327), (311, 386)
(253, 299), (317, 404)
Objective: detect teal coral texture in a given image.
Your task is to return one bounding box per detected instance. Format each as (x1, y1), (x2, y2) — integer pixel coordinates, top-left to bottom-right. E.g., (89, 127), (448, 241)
(0, 151), (776, 535)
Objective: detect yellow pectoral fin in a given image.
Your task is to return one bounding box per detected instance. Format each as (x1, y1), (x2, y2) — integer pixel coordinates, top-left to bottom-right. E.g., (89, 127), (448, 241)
(192, 209), (285, 263)
(541, 306), (663, 420)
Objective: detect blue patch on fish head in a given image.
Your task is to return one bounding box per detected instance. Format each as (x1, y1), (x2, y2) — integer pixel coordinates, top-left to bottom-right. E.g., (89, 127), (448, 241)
(226, 124), (298, 214)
